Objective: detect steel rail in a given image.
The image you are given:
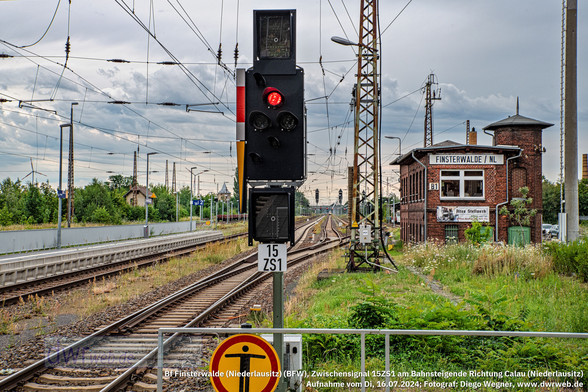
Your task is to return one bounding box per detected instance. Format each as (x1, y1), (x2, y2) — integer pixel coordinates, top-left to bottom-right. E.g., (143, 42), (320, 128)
(0, 232), (246, 305)
(0, 217), (326, 391)
(106, 234), (346, 391)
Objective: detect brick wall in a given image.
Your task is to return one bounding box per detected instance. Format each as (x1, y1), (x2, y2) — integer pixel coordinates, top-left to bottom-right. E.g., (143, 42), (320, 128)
(495, 128), (544, 243)
(399, 147), (524, 244)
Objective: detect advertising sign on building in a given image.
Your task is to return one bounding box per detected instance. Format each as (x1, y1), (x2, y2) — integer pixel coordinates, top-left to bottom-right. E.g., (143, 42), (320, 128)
(430, 154), (504, 165)
(436, 206), (490, 222)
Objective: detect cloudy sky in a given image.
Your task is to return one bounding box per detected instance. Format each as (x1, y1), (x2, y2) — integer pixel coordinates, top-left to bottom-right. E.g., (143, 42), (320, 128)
(0, 0), (586, 204)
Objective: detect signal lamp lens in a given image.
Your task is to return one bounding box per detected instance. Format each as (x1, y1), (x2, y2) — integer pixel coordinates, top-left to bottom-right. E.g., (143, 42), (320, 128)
(277, 112), (298, 131)
(263, 87), (284, 108)
(267, 136), (280, 149)
(249, 111), (271, 130)
(249, 152), (263, 163)
(267, 92), (282, 107)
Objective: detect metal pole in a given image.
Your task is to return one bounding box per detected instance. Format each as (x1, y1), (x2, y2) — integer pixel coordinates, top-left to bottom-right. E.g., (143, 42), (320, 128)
(157, 330), (163, 392)
(190, 167), (197, 231)
(361, 333), (366, 392)
(393, 198), (396, 228)
(385, 334), (390, 392)
(564, 0), (579, 241)
(145, 152), (157, 238)
(273, 271), (285, 392)
(145, 154), (150, 238)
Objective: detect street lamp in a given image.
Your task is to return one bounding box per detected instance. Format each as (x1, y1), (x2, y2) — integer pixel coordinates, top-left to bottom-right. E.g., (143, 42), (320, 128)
(145, 152), (158, 238)
(57, 123), (71, 248)
(190, 166), (197, 231)
(331, 36), (377, 52)
(330, 36), (357, 46)
(194, 170), (208, 222)
(385, 136), (402, 158)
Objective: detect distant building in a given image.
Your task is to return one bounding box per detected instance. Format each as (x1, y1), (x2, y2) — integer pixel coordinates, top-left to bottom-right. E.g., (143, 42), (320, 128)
(124, 186), (147, 207)
(218, 182), (231, 201)
(392, 110), (552, 244)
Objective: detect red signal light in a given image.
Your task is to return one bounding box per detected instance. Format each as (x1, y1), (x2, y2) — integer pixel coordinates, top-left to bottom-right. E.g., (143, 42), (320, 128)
(263, 87), (284, 108)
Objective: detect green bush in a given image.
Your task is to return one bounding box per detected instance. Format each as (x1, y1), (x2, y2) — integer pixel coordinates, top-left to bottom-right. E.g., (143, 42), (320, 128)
(544, 240), (588, 282)
(464, 221), (493, 245)
(90, 206), (111, 224)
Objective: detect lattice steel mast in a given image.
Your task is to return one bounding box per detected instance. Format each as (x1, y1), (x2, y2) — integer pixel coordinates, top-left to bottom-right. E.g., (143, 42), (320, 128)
(348, 0), (380, 271)
(424, 73), (441, 147)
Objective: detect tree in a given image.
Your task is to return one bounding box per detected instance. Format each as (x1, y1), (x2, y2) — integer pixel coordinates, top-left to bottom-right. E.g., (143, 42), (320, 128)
(500, 186), (537, 227)
(542, 177), (561, 224)
(579, 179), (588, 217)
(0, 178), (25, 224)
(107, 174), (132, 190)
(22, 183), (45, 224)
(151, 185), (176, 221)
(295, 190), (310, 215)
(74, 178), (116, 223)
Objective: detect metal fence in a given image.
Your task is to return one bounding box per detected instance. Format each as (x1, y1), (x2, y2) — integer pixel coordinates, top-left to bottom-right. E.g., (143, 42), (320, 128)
(0, 221), (215, 254)
(157, 327), (587, 392)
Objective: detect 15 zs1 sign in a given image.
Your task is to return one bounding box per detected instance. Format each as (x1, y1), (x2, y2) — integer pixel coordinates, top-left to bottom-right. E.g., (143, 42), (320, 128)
(258, 243), (287, 272)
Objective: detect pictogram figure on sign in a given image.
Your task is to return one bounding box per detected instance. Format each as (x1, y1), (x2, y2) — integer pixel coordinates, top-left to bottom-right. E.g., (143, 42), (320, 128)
(225, 345), (266, 392)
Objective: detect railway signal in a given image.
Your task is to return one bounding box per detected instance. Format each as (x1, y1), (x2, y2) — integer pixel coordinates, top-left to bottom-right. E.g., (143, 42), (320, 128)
(244, 9), (305, 184)
(245, 69), (305, 182)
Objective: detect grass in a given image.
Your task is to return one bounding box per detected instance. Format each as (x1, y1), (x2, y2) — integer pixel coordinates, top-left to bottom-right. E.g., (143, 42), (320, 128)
(63, 237), (251, 317)
(268, 241), (588, 391)
(402, 242), (588, 333)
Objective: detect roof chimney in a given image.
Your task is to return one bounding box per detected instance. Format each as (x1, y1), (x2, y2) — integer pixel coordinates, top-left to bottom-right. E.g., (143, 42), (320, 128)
(469, 127), (477, 145)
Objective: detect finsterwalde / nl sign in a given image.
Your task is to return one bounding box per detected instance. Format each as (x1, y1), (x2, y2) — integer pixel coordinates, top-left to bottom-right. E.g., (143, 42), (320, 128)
(437, 206), (490, 222)
(429, 154), (504, 165)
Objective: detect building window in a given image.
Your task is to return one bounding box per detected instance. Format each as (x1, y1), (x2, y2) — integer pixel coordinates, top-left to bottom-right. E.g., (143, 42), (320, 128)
(445, 225), (459, 244)
(440, 170), (484, 200)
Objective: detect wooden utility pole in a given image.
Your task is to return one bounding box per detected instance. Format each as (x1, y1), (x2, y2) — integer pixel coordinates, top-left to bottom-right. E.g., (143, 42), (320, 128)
(67, 103), (77, 227)
(165, 160), (169, 190)
(132, 151), (138, 206)
(172, 162), (177, 193)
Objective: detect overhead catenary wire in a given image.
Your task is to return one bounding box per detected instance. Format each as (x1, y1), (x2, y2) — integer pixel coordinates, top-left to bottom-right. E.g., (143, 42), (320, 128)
(8, 0), (62, 49)
(381, 0), (413, 36)
(1, 31), (235, 164)
(49, 0), (73, 101)
(114, 0), (235, 116)
(166, 0), (235, 79)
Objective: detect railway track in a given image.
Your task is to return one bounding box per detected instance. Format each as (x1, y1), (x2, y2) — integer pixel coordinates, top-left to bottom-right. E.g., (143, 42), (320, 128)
(0, 232), (245, 305)
(0, 216), (345, 392)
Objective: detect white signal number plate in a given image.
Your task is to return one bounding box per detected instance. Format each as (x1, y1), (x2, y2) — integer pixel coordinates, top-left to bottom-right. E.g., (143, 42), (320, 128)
(258, 244), (287, 272)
